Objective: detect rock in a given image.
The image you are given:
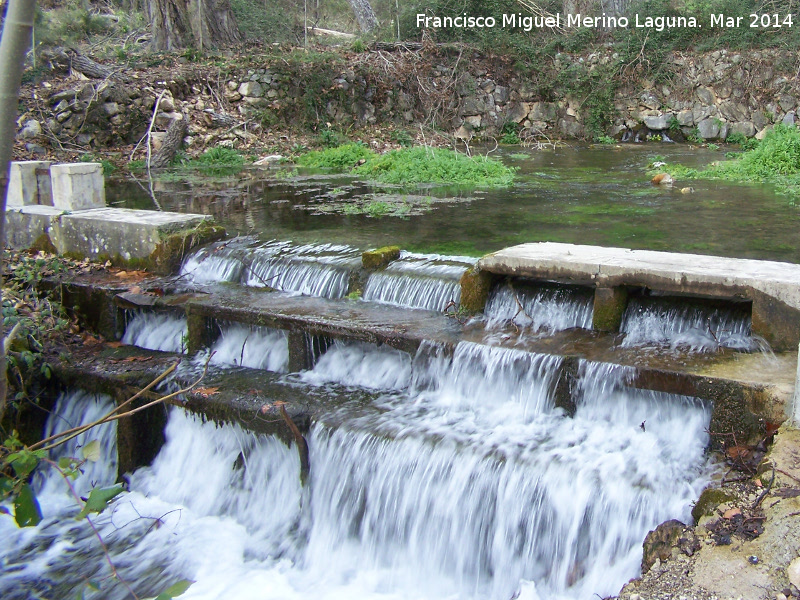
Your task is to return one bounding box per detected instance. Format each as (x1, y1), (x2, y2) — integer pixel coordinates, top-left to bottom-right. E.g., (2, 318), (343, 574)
(528, 102), (557, 123)
(224, 90), (242, 102)
(677, 110), (694, 126)
(253, 154), (283, 166)
(480, 79), (496, 93)
(558, 117), (584, 138)
(729, 121), (756, 138)
(691, 487), (735, 522)
(642, 520), (699, 573)
(353, 100), (375, 122)
(779, 94), (796, 112)
(756, 125), (773, 140)
(465, 115), (482, 128)
(788, 557), (800, 589)
(238, 81), (264, 98)
(719, 100), (749, 122)
(25, 143), (47, 155)
(503, 102), (527, 124)
(243, 96), (269, 108)
(18, 120), (42, 140)
(103, 102), (121, 117)
(454, 124), (473, 140)
(680, 187), (695, 194)
(362, 246), (400, 269)
(461, 96), (486, 115)
(54, 99), (69, 113)
(160, 96), (175, 112)
(696, 86), (717, 106)
(75, 133), (94, 146)
(644, 113), (673, 130)
(267, 89), (279, 99)
(46, 119), (61, 135)
(640, 92), (660, 110)
(226, 80), (238, 91)
(651, 173), (673, 186)
(56, 111), (72, 123)
(154, 112), (181, 129)
(782, 111), (796, 126)
(493, 85), (509, 104)
(697, 117), (721, 139)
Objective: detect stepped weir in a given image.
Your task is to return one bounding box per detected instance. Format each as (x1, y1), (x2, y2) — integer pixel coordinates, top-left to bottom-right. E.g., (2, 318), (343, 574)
(3, 238), (799, 600)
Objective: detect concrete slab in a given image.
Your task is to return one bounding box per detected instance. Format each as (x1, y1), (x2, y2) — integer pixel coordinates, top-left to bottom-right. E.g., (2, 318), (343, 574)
(478, 243), (800, 308)
(7, 161), (52, 206)
(51, 162), (106, 210)
(478, 242), (800, 350)
(5, 205), (66, 250)
(50, 207), (212, 262)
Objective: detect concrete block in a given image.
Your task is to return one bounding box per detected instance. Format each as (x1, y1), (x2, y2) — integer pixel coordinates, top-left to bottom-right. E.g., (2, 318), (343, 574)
(7, 161), (52, 206)
(5, 205), (66, 250)
(51, 163), (106, 210)
(50, 207), (212, 263)
(592, 286), (629, 332)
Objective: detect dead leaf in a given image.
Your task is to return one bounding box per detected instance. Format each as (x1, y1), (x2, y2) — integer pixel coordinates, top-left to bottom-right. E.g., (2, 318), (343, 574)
(723, 507), (742, 519)
(106, 341), (125, 348)
(193, 387), (220, 398)
(122, 356), (152, 362)
(128, 285), (142, 294)
(726, 445), (751, 460)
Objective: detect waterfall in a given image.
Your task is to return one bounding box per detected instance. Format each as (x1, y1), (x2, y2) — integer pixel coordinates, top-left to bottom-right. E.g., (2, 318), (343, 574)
(208, 323), (289, 372)
(620, 296), (762, 352)
(1, 344), (714, 600)
(362, 252), (476, 312)
(180, 238), (360, 300)
(484, 282), (594, 333)
(122, 310), (187, 353)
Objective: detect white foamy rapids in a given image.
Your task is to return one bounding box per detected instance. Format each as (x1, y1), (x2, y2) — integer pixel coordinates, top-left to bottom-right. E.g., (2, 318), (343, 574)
(485, 283), (594, 332)
(1, 391), (118, 598)
(180, 239), (361, 300)
(410, 341), (563, 421)
(208, 324), (289, 372)
(362, 252), (475, 312)
(620, 298), (760, 352)
(244, 257), (352, 299)
(122, 310), (187, 353)
(300, 341), (412, 390)
(363, 272), (461, 311)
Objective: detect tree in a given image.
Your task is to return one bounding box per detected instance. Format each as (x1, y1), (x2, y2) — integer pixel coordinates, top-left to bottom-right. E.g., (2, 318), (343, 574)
(147, 0), (242, 51)
(0, 0), (35, 419)
(347, 0), (378, 33)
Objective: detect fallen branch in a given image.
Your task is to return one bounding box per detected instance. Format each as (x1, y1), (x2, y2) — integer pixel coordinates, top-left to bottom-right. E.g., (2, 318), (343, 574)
(279, 405), (310, 486)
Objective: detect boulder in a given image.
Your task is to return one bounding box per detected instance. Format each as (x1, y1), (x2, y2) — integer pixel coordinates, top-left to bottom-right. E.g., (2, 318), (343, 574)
(728, 121), (756, 138)
(528, 102), (557, 123)
(697, 117), (721, 139)
(644, 113), (673, 130)
(641, 520), (700, 574)
(238, 81), (264, 98)
(18, 120), (42, 140)
(696, 86), (717, 106)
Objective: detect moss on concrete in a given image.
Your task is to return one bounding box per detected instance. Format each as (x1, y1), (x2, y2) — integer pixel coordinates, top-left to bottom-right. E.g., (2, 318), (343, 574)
(362, 245), (400, 269)
(692, 488), (735, 523)
(30, 232), (58, 254)
(592, 286), (629, 332)
(459, 267), (493, 313)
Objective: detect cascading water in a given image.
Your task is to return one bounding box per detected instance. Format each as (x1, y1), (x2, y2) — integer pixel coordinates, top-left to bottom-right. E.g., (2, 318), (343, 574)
(122, 310), (187, 353)
(180, 238), (360, 300)
(620, 296), (762, 352)
(362, 252), (476, 312)
(484, 281), (594, 333)
(207, 322), (289, 372)
(0, 340), (714, 600)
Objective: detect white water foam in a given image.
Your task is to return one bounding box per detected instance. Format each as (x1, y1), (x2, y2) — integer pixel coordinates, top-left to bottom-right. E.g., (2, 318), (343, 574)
(208, 324), (289, 372)
(1, 343), (714, 600)
(362, 252), (476, 312)
(484, 283), (594, 333)
(300, 341), (412, 391)
(122, 311), (187, 353)
(620, 297), (761, 352)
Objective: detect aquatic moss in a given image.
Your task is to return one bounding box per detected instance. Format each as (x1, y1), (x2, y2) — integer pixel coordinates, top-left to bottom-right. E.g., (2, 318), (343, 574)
(362, 246), (400, 269)
(298, 144), (516, 187)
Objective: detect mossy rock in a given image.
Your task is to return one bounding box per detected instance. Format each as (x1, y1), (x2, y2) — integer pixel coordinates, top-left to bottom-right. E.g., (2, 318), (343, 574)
(592, 286), (628, 332)
(362, 245), (400, 269)
(459, 268), (494, 313)
(691, 487), (735, 523)
(31, 233), (58, 255)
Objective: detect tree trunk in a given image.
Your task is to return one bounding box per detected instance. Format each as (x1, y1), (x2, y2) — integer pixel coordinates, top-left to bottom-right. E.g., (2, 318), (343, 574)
(0, 0), (35, 419)
(148, 0), (241, 51)
(347, 0), (378, 34)
(150, 116), (187, 169)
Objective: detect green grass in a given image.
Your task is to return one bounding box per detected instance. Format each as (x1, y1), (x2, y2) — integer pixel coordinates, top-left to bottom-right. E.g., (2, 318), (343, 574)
(298, 143), (515, 186)
(657, 125), (800, 203)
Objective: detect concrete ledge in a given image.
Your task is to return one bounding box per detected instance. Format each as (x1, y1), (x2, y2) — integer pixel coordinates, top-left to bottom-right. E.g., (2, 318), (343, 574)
(5, 205), (66, 250)
(50, 207), (212, 262)
(478, 242), (800, 350)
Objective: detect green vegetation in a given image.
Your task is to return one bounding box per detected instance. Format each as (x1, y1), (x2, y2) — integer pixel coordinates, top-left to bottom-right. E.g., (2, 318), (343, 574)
(500, 122), (521, 145)
(658, 125), (800, 202)
(299, 143), (515, 186)
(179, 147), (249, 176)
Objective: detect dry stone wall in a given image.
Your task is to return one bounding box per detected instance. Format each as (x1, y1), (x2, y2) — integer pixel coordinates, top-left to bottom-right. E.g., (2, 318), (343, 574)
(16, 47), (800, 153)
